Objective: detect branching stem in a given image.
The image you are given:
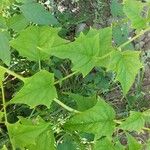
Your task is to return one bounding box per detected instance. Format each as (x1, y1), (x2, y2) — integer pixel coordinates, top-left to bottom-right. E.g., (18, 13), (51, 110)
(0, 66), (25, 82)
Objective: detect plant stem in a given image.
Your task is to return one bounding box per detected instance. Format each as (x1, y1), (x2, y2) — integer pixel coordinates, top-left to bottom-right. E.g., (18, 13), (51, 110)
(1, 84), (7, 124)
(54, 98), (81, 113)
(1, 84), (15, 150)
(143, 127), (150, 132)
(0, 66), (25, 82)
(54, 71), (79, 85)
(114, 119), (122, 124)
(38, 60), (42, 70)
(119, 26), (150, 49)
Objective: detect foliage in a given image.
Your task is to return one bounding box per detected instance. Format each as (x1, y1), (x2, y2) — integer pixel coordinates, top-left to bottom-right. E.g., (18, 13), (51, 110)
(0, 0), (150, 149)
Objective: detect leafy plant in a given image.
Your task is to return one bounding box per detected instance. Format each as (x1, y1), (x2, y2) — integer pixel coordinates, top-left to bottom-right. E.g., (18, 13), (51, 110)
(0, 0), (150, 149)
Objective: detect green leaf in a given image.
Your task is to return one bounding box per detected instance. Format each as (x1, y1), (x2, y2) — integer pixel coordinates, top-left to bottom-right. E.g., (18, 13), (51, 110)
(20, 2), (58, 25)
(8, 117), (53, 149)
(123, 0), (148, 29)
(94, 138), (115, 150)
(0, 31), (11, 66)
(64, 98), (116, 138)
(28, 129), (56, 150)
(111, 0), (124, 17)
(120, 111), (145, 132)
(57, 135), (78, 150)
(126, 133), (142, 150)
(10, 70), (57, 108)
(10, 26), (68, 61)
(52, 27), (115, 76)
(113, 24), (134, 50)
(69, 93), (97, 111)
(108, 50), (142, 95)
(7, 14), (29, 32)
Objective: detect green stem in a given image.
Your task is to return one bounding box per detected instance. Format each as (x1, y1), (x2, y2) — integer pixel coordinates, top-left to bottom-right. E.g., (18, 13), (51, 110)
(114, 119), (122, 124)
(1, 84), (15, 150)
(54, 71), (78, 85)
(1, 84), (7, 124)
(0, 66), (25, 82)
(143, 127), (150, 132)
(28, 108), (36, 119)
(38, 60), (42, 70)
(119, 26), (150, 49)
(54, 98), (81, 113)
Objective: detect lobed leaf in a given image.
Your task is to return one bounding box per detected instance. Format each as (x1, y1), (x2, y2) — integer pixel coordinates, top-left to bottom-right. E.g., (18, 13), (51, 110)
(52, 27), (115, 76)
(123, 0), (148, 30)
(64, 98), (116, 138)
(119, 111), (145, 132)
(10, 70), (57, 108)
(8, 117), (55, 149)
(108, 50), (142, 95)
(10, 26), (68, 61)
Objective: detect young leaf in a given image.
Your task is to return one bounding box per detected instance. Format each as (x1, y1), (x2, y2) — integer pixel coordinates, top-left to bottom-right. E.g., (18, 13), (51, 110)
(119, 111), (145, 132)
(0, 32), (11, 66)
(108, 50), (142, 95)
(52, 27), (115, 76)
(10, 70), (57, 108)
(8, 117), (54, 149)
(126, 133), (142, 150)
(20, 2), (58, 25)
(7, 14), (29, 32)
(10, 26), (68, 61)
(64, 98), (116, 138)
(123, 0), (148, 29)
(94, 138), (115, 150)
